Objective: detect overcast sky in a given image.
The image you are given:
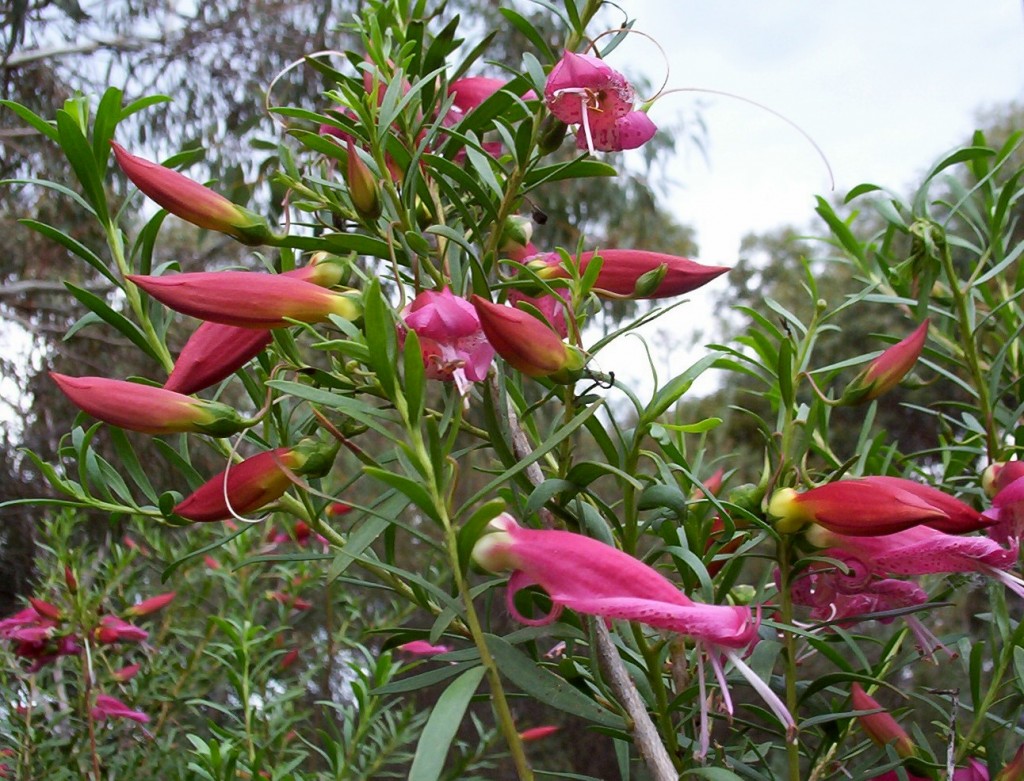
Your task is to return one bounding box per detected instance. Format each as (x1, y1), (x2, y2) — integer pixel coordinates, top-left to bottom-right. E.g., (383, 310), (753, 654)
(589, 1), (1024, 390)
(613, 1), (1024, 264)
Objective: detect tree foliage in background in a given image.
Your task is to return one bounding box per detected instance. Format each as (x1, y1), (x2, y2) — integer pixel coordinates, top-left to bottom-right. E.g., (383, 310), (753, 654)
(2, 2), (1024, 781)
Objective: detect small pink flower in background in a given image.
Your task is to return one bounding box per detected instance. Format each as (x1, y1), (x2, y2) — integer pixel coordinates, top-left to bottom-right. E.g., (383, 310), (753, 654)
(280, 648), (300, 670)
(402, 288), (495, 396)
(328, 502), (352, 516)
(112, 663), (142, 682)
(838, 319), (929, 405)
(92, 693), (149, 724)
(396, 639), (453, 657)
(472, 513), (793, 759)
(518, 725), (560, 742)
(95, 616), (148, 645)
(204, 555), (221, 570)
(544, 51), (656, 152)
(125, 592), (176, 618)
(266, 591), (312, 611)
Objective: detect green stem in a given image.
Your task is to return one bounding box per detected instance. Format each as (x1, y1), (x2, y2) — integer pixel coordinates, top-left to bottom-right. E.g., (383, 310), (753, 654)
(938, 242), (1000, 460)
(776, 538), (802, 781)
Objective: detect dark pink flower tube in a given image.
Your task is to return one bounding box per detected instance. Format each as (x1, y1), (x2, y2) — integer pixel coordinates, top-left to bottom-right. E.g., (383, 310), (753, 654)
(163, 322), (273, 395)
(529, 250), (729, 300)
(839, 320), (929, 405)
(51, 373), (248, 436)
(396, 640), (453, 657)
(124, 592), (176, 617)
(94, 616), (148, 644)
(111, 142), (274, 246)
(858, 476), (987, 534)
(470, 296), (584, 381)
(128, 271), (362, 329)
(851, 683), (916, 757)
(173, 439), (337, 522)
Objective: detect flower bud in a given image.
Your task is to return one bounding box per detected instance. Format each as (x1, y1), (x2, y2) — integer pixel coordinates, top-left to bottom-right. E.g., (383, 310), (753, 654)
(995, 745), (1024, 781)
(346, 141), (381, 221)
(111, 142), (275, 246)
(28, 598), (62, 622)
(498, 216), (534, 260)
(128, 271), (362, 329)
(470, 295), (585, 382)
(112, 663), (141, 682)
(537, 114), (568, 154)
(124, 592), (176, 617)
(64, 565), (77, 595)
(51, 373), (248, 436)
(839, 320), (929, 405)
(851, 683), (916, 758)
(768, 479), (953, 536)
(172, 439), (338, 522)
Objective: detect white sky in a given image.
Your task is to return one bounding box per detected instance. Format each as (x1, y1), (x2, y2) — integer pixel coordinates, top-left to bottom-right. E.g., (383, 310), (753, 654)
(613, 0), (1024, 264)
(592, 1), (1024, 390)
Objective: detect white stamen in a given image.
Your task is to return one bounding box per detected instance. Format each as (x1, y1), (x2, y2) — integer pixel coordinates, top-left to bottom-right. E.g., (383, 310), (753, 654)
(726, 650), (796, 740)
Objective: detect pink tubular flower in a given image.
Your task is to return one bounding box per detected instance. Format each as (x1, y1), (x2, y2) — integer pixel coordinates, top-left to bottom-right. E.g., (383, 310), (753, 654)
(127, 271), (362, 329)
(544, 51), (656, 152)
(470, 296), (585, 381)
(125, 592), (176, 617)
(111, 142), (273, 246)
(768, 477), (978, 537)
(112, 663), (142, 682)
(50, 373), (247, 436)
(173, 439), (337, 522)
(401, 288), (495, 396)
(449, 76), (536, 114)
(806, 523), (1024, 597)
(346, 140), (381, 220)
(839, 320), (929, 405)
(851, 683), (916, 758)
(396, 640), (453, 657)
(529, 249), (730, 300)
(983, 473), (1024, 546)
(472, 513), (793, 759)
(92, 693), (150, 724)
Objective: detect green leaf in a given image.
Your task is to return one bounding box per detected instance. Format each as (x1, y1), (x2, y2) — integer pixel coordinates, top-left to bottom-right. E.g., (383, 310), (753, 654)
(0, 99), (59, 142)
(485, 634), (624, 728)
(402, 329), (425, 426)
(1013, 646), (1024, 695)
(56, 109), (109, 224)
(523, 157), (617, 190)
(18, 219), (117, 285)
(659, 417), (722, 434)
(683, 769), (744, 780)
(108, 428), (158, 504)
(642, 352), (722, 425)
(498, 8), (555, 62)
(362, 279), (397, 397)
(525, 478), (576, 517)
(364, 467), (441, 525)
(407, 665), (487, 781)
(63, 282), (161, 363)
(373, 660), (477, 695)
(92, 87), (122, 166)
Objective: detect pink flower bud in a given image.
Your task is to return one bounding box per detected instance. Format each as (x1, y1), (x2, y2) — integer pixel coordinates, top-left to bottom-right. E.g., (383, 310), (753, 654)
(396, 640), (453, 657)
(173, 439), (337, 522)
(470, 296), (585, 381)
(28, 598), (62, 622)
(839, 320), (929, 405)
(529, 249), (729, 300)
(768, 476), (977, 536)
(51, 373), (248, 436)
(851, 683), (916, 758)
(127, 271), (362, 329)
(111, 142), (274, 246)
(995, 745), (1024, 781)
(124, 592), (176, 617)
(64, 566), (77, 595)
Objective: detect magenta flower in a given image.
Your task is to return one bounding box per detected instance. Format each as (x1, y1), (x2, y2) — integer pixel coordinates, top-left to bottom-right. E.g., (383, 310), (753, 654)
(544, 51), (656, 152)
(92, 693), (150, 724)
(472, 513), (793, 758)
(806, 524), (1024, 597)
(984, 473), (1024, 546)
(401, 288), (495, 396)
